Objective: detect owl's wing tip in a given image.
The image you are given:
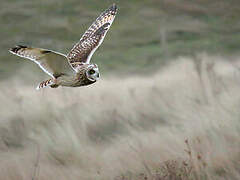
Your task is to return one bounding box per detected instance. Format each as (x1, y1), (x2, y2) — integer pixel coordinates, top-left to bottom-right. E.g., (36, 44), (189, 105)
(110, 3), (118, 13)
(9, 45), (27, 54)
(112, 3), (117, 8)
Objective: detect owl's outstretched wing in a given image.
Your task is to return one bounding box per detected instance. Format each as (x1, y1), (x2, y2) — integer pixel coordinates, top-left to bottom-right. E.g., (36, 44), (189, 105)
(67, 4), (118, 70)
(9, 45), (74, 78)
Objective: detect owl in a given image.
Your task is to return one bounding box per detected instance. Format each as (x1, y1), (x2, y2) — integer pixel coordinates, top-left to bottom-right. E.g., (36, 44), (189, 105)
(9, 4), (118, 90)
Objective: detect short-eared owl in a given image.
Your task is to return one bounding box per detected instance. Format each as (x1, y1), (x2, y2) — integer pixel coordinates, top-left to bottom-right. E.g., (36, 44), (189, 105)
(9, 4), (118, 90)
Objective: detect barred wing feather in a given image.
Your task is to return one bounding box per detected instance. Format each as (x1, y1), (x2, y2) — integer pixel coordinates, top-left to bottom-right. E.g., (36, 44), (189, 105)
(67, 4), (118, 70)
(9, 45), (74, 78)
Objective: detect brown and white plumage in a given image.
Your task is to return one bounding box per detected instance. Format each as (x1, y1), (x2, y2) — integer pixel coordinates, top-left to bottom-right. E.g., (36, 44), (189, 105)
(67, 4), (117, 70)
(10, 45), (74, 78)
(9, 4), (118, 90)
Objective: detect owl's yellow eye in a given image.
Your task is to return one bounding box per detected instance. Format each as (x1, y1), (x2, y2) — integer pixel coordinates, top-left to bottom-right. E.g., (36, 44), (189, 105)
(89, 69), (95, 75)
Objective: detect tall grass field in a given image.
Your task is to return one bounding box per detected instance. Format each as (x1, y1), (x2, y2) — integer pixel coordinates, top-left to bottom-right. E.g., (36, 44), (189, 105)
(1, 0), (240, 179)
(1, 55), (240, 179)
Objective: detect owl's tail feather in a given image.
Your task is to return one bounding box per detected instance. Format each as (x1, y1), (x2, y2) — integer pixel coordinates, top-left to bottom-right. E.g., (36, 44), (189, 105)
(36, 79), (59, 90)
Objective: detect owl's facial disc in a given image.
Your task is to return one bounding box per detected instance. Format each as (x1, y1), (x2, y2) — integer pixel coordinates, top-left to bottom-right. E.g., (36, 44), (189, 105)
(86, 65), (100, 82)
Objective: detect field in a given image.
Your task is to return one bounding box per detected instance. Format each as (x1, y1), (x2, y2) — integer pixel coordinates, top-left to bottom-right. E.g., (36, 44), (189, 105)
(1, 55), (240, 179)
(1, 0), (240, 180)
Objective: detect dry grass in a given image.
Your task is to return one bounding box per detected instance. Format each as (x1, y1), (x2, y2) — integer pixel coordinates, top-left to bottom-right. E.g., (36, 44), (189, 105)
(0, 54), (240, 179)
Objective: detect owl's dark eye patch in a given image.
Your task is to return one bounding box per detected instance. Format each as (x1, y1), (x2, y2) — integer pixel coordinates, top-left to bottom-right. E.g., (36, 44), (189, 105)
(89, 69), (95, 75)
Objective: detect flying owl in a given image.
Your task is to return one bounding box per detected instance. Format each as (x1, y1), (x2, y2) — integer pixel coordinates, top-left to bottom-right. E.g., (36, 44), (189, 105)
(9, 4), (118, 90)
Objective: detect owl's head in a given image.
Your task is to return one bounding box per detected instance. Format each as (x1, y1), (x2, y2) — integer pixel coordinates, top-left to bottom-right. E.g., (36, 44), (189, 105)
(86, 64), (100, 82)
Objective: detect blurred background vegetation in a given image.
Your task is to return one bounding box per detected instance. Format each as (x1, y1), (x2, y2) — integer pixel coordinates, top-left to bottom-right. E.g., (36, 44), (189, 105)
(1, 0), (240, 81)
(1, 0), (240, 179)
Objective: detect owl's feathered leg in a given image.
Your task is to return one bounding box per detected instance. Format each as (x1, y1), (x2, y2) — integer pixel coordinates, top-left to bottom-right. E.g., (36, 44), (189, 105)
(36, 78), (59, 90)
